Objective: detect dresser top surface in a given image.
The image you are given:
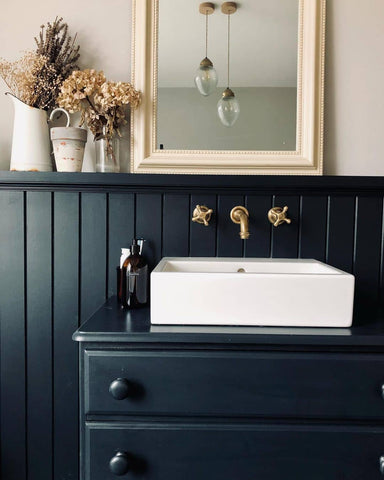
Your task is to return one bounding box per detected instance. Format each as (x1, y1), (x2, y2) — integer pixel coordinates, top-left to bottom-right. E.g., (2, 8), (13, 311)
(72, 297), (384, 347)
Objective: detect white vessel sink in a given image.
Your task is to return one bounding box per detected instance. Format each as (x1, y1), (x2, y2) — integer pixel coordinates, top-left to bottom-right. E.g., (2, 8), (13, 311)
(150, 258), (355, 327)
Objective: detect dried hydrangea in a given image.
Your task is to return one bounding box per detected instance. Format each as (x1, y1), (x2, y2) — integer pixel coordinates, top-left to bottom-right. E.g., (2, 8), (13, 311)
(57, 69), (141, 142)
(0, 17), (79, 109)
(57, 69), (106, 114)
(94, 81), (141, 109)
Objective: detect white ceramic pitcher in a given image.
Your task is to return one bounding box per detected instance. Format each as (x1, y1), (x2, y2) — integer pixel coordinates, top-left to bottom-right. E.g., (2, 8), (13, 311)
(7, 93), (52, 171)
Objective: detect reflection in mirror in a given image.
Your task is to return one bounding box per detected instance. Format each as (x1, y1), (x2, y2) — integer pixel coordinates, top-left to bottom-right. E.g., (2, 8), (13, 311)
(194, 2), (218, 97)
(157, 0), (299, 151)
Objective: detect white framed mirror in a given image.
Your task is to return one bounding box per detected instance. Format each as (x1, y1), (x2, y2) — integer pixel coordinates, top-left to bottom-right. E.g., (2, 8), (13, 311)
(131, 0), (326, 175)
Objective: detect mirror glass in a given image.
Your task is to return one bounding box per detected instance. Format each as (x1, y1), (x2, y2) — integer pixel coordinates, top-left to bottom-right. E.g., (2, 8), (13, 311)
(157, 0), (299, 151)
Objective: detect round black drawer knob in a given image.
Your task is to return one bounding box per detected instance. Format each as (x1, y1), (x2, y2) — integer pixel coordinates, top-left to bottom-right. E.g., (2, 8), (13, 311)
(109, 451), (130, 476)
(109, 378), (131, 400)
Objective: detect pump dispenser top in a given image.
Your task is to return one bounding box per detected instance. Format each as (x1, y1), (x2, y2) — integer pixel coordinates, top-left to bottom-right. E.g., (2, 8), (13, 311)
(131, 238), (140, 255)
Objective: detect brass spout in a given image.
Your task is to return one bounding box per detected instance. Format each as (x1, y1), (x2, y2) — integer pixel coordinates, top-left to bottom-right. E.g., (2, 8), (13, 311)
(230, 206), (250, 240)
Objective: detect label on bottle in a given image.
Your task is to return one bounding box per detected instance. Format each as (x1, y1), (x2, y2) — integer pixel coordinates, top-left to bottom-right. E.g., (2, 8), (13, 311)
(126, 265), (148, 306)
(135, 265), (148, 304)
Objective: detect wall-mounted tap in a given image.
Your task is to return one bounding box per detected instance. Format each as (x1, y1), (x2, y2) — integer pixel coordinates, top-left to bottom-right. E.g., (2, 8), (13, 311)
(230, 206), (250, 239)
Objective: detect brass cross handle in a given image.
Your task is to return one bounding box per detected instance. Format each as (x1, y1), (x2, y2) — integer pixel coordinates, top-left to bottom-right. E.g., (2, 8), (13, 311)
(268, 206), (291, 227)
(192, 205), (213, 226)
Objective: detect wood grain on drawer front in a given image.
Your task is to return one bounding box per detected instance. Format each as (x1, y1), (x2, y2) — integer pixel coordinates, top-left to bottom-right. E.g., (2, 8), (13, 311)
(85, 422), (384, 480)
(84, 350), (384, 419)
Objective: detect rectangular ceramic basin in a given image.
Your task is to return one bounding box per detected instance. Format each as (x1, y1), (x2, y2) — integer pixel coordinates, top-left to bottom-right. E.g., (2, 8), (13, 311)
(150, 258), (355, 327)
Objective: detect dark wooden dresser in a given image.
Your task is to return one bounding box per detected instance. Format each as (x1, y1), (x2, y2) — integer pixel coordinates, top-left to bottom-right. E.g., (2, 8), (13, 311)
(73, 297), (384, 480)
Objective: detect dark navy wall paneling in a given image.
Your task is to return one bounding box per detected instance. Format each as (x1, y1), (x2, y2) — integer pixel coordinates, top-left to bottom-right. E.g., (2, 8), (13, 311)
(0, 190), (26, 480)
(299, 196), (327, 261)
(380, 199), (384, 316)
(53, 192), (80, 480)
(81, 193), (107, 321)
(26, 192), (53, 480)
(354, 197), (383, 319)
(217, 195), (244, 257)
(272, 195), (300, 258)
(162, 194), (190, 257)
(1, 175), (384, 480)
(327, 196), (356, 273)
(108, 193), (135, 297)
(136, 194), (162, 270)
(190, 194), (217, 257)
(244, 195), (272, 258)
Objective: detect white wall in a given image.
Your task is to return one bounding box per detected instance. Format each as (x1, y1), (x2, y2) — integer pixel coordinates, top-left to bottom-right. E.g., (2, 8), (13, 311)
(0, 0), (383, 175)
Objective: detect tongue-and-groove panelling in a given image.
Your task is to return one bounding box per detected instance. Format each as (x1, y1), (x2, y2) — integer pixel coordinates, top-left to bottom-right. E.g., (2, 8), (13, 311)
(0, 174), (384, 480)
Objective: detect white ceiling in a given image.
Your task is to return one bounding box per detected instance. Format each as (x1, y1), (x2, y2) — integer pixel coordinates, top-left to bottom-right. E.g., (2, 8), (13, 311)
(158, 0), (299, 88)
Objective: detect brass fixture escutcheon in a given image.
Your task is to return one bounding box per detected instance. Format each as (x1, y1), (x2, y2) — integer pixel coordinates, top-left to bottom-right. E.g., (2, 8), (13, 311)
(268, 206), (291, 227)
(192, 205), (213, 226)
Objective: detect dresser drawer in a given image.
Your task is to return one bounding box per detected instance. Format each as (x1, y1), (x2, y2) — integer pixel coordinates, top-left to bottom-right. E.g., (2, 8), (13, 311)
(84, 350), (384, 419)
(85, 421), (384, 480)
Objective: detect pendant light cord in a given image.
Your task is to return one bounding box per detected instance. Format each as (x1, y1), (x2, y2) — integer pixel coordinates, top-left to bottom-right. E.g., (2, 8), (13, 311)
(205, 12), (208, 58)
(227, 13), (231, 88)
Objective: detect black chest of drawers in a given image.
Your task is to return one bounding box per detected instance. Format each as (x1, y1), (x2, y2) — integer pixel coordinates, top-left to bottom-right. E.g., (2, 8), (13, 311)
(73, 298), (384, 480)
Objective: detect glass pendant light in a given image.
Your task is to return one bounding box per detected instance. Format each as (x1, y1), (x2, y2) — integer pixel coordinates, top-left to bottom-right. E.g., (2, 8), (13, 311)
(194, 2), (218, 96)
(217, 2), (240, 127)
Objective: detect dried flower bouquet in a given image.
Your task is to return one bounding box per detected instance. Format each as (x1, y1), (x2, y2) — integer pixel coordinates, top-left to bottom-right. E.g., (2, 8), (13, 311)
(0, 17), (80, 110)
(57, 69), (141, 162)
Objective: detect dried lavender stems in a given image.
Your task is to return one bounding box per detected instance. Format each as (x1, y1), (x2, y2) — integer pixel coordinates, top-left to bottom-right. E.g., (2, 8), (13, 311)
(35, 17), (80, 85)
(0, 17), (80, 110)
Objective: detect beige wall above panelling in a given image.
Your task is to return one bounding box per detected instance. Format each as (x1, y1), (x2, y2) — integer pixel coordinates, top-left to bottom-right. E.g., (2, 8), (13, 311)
(0, 0), (383, 175)
(324, 0), (384, 175)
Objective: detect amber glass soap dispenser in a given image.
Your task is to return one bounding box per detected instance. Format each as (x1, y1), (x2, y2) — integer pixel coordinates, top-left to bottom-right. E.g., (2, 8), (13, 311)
(122, 238), (148, 308)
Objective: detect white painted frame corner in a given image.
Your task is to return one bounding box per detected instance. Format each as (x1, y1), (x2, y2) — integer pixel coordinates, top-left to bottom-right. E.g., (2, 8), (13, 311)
(131, 0), (326, 175)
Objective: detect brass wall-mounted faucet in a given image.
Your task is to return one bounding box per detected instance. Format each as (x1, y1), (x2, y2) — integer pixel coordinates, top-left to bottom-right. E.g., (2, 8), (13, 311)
(230, 206), (250, 239)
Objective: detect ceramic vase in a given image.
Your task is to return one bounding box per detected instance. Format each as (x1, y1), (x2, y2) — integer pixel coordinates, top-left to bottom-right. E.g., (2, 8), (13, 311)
(7, 93), (52, 171)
